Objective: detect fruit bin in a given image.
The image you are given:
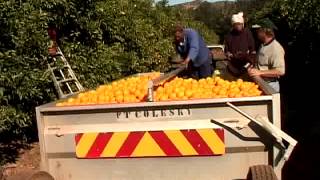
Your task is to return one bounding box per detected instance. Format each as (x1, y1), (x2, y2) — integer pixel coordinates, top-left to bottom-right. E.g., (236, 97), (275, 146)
(35, 68), (296, 180)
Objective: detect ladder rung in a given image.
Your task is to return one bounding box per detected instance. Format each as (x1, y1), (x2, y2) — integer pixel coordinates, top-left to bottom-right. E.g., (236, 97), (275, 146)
(51, 65), (69, 71)
(51, 52), (63, 57)
(58, 78), (77, 83)
(63, 93), (75, 98)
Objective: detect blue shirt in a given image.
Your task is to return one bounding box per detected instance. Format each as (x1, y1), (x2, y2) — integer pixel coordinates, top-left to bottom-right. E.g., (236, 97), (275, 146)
(176, 28), (211, 67)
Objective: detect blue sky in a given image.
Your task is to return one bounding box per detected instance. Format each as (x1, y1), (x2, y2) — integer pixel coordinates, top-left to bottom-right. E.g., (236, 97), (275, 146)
(165, 0), (222, 5)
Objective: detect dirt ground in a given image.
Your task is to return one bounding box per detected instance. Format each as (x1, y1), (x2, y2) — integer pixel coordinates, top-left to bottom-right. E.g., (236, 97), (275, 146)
(1, 143), (40, 179)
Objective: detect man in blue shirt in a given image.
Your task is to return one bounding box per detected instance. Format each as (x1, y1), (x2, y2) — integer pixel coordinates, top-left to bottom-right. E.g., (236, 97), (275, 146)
(174, 25), (213, 79)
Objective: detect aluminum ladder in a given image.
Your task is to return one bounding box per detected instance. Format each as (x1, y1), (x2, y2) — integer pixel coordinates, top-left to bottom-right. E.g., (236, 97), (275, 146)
(47, 47), (84, 99)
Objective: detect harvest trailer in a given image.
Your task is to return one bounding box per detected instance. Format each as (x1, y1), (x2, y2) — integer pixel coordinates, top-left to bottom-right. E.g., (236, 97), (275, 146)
(35, 65), (296, 180)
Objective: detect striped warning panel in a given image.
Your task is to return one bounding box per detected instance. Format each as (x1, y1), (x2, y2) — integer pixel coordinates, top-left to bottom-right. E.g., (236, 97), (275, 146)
(75, 128), (224, 158)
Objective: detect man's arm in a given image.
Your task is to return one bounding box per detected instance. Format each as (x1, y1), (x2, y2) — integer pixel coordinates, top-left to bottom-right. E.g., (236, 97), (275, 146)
(248, 68), (284, 78)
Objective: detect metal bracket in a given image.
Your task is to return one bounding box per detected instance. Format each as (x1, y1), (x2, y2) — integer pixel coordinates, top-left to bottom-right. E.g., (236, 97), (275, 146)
(211, 118), (249, 130)
(225, 102), (297, 162)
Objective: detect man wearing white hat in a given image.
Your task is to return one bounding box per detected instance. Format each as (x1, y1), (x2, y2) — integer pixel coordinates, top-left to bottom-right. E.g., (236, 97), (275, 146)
(224, 12), (256, 77)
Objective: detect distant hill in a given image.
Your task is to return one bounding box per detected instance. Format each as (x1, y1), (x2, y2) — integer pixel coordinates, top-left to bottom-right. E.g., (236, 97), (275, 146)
(174, 0), (235, 10)
(174, 0), (204, 10)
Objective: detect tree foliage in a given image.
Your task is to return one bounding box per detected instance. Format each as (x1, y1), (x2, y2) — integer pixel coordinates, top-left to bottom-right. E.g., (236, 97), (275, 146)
(0, 0), (54, 142)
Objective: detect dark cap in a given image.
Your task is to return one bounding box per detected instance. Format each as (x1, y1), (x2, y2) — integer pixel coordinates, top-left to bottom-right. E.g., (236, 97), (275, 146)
(252, 18), (278, 30)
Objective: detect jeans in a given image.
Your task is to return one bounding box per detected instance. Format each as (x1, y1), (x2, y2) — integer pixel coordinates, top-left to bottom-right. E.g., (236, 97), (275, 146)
(187, 59), (213, 79)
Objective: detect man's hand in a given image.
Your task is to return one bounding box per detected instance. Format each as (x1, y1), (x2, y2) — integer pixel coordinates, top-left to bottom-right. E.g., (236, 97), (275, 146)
(180, 58), (190, 68)
(181, 59), (190, 65)
(248, 67), (262, 77)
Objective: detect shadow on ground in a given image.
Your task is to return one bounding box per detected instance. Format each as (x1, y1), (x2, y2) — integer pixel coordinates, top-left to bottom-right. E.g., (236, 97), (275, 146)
(0, 142), (30, 166)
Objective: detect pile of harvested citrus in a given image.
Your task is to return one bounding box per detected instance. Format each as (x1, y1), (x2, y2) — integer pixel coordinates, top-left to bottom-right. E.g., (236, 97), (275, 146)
(56, 74), (262, 106)
(154, 76), (262, 102)
(56, 72), (160, 106)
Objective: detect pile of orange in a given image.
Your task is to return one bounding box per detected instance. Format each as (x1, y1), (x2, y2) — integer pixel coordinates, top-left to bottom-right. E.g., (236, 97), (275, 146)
(154, 76), (262, 101)
(56, 72), (160, 106)
(56, 74), (262, 106)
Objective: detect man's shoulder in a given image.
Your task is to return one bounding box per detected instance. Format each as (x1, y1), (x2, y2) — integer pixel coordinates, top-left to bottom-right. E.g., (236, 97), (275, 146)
(270, 40), (284, 52)
(184, 28), (198, 35)
(271, 39), (282, 46)
(184, 28), (195, 32)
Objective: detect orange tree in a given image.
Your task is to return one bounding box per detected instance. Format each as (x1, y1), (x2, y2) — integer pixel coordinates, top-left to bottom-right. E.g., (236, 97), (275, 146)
(0, 1), (53, 143)
(0, 0), (217, 148)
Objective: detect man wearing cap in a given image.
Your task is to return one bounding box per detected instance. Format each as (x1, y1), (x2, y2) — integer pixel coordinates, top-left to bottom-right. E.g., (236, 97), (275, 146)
(248, 19), (285, 92)
(174, 24), (213, 79)
(224, 12), (256, 77)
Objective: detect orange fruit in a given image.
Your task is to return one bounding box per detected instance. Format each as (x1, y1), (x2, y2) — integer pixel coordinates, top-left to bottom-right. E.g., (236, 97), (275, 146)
(116, 95), (124, 103)
(111, 81), (118, 87)
(215, 95), (221, 98)
(98, 95), (106, 104)
(177, 91), (184, 98)
(110, 97), (116, 103)
(123, 89), (130, 96)
(173, 88), (180, 94)
(185, 90), (193, 98)
(104, 95), (110, 102)
(211, 93), (217, 98)
(90, 96), (98, 104)
(123, 96), (130, 103)
(157, 86), (164, 93)
(129, 87), (137, 94)
(57, 73), (264, 106)
(203, 92), (211, 98)
(228, 92), (236, 98)
(67, 98), (75, 103)
(160, 94), (169, 101)
(199, 79), (206, 84)
(56, 102), (64, 106)
(236, 79), (243, 83)
(169, 93), (177, 100)
(218, 89), (227, 96)
(182, 96), (188, 100)
(114, 90), (122, 96)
